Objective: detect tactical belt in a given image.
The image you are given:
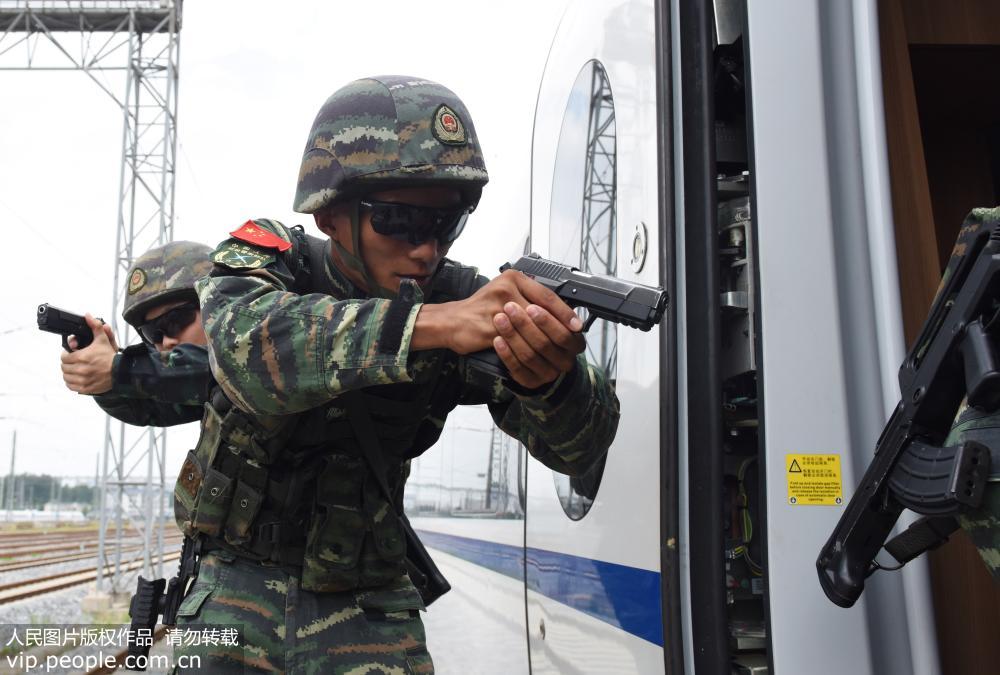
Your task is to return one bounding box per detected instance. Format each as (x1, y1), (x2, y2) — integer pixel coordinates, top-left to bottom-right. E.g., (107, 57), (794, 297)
(200, 525), (307, 570)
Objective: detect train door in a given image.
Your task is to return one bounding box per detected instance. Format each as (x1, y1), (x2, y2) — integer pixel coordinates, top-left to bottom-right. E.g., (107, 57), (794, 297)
(524, 1), (954, 673)
(525, 0), (667, 672)
(676, 0), (942, 673)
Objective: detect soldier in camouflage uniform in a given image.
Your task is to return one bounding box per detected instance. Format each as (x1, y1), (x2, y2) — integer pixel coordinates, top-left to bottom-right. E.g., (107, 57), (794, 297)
(172, 76), (620, 673)
(59, 241), (215, 426)
(938, 207), (1000, 582)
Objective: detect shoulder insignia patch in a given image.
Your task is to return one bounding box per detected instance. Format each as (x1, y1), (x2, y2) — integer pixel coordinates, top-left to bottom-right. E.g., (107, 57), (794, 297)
(211, 241), (275, 270)
(230, 220), (292, 252)
(127, 268), (146, 295)
(432, 104), (467, 146)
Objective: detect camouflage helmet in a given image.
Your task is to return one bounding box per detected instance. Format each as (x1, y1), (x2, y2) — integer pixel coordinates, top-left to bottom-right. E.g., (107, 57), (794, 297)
(122, 241), (214, 326)
(293, 75), (489, 214)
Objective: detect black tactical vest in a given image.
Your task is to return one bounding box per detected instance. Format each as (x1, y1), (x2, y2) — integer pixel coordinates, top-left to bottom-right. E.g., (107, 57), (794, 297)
(174, 229), (482, 591)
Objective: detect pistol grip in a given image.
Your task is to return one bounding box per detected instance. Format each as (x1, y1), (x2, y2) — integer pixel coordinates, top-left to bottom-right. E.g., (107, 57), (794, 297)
(65, 331), (93, 352)
(465, 349), (512, 382)
(464, 349), (556, 396)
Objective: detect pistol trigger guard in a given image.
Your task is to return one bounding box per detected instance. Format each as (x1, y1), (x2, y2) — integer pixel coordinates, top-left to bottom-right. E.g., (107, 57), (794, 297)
(582, 313), (599, 332)
(61, 335), (71, 352)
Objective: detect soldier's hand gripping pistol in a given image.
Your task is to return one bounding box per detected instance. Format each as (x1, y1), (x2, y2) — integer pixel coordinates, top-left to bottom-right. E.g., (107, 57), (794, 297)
(816, 222), (1000, 608)
(466, 253), (669, 384)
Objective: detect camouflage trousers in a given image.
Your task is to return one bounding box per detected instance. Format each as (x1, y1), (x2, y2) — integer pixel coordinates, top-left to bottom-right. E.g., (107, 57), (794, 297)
(172, 551), (434, 674)
(945, 406), (1000, 582)
(958, 483), (1000, 582)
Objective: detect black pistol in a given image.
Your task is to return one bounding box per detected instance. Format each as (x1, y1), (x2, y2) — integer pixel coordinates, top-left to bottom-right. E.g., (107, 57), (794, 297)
(466, 253), (669, 382)
(816, 218), (998, 608)
(37, 303), (95, 352)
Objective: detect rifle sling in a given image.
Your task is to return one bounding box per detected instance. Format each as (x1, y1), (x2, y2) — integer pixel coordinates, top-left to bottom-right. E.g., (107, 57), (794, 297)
(884, 516), (960, 564)
(344, 393), (401, 508)
(343, 393), (448, 600)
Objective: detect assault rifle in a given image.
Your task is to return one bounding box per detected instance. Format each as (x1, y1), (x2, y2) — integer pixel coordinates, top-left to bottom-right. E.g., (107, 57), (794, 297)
(37, 303), (97, 351)
(466, 253), (669, 384)
(816, 222), (998, 608)
(125, 537), (200, 671)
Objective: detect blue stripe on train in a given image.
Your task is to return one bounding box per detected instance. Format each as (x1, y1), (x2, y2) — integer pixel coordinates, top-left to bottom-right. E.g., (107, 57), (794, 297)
(414, 529), (664, 647)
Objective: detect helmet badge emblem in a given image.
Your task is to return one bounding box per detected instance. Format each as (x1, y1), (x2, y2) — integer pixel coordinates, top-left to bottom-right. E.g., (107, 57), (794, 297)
(432, 104), (468, 146)
(128, 268), (147, 295)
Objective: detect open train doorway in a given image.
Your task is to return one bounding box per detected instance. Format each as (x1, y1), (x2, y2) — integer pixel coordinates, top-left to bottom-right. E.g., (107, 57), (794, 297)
(878, 0), (1000, 672)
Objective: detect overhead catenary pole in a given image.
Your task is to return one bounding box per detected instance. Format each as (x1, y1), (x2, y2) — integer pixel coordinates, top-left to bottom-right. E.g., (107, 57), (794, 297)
(5, 430), (14, 521)
(93, 453), (100, 518)
(580, 61), (618, 375)
(0, 0), (182, 594)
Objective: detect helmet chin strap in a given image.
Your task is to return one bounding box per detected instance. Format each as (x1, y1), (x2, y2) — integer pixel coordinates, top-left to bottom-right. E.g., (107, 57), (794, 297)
(329, 200), (399, 299)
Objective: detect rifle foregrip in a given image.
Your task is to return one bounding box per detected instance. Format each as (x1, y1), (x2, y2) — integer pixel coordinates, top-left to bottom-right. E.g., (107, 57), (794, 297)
(126, 576), (165, 671)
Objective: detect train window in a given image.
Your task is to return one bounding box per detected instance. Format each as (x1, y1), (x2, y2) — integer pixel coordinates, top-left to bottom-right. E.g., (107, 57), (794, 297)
(549, 59), (618, 520)
(405, 408), (526, 520)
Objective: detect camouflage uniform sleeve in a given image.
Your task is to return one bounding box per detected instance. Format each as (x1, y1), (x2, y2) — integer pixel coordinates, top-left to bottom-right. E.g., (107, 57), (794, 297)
(93, 343), (209, 427)
(469, 354), (620, 477)
(197, 219), (422, 415)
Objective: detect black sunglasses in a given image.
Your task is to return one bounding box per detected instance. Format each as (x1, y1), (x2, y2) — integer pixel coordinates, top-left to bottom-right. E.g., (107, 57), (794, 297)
(137, 302), (199, 345)
(360, 199), (471, 246)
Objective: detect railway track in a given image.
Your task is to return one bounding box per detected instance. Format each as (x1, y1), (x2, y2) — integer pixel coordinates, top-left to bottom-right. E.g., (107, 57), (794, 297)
(0, 535), (184, 574)
(0, 529), (140, 546)
(0, 551), (182, 605)
(3, 540), (107, 557)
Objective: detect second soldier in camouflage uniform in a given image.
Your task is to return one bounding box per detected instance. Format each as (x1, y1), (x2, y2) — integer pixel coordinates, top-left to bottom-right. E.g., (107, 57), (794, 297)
(60, 241), (215, 426)
(938, 207), (1000, 583)
(172, 76), (620, 673)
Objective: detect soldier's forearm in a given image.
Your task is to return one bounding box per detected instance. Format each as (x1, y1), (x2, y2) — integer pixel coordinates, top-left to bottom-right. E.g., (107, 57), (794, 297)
(491, 356), (620, 477)
(94, 394), (202, 427)
(411, 303), (450, 351)
(110, 344), (212, 405)
(198, 277), (423, 414)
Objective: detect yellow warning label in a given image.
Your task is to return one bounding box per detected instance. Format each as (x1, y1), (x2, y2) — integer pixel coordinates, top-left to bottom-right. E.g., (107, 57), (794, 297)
(786, 454), (843, 506)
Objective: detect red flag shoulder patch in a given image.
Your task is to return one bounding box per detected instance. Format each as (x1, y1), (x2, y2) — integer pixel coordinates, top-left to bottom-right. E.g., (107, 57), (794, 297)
(229, 220), (292, 252)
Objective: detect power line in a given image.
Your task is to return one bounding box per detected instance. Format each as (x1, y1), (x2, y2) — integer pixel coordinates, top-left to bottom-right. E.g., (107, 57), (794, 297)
(0, 326), (28, 336)
(0, 196), (102, 284)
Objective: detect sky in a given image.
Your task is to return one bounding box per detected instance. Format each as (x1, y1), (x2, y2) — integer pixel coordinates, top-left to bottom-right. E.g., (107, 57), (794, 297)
(0, 0), (570, 480)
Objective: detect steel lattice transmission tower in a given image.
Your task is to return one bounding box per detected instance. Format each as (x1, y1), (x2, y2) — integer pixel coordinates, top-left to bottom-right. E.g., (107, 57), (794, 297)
(580, 62), (618, 376)
(484, 424), (510, 513)
(0, 0), (182, 595)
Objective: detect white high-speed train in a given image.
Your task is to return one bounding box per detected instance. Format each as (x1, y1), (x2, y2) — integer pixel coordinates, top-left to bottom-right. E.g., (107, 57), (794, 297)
(406, 0), (999, 673)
